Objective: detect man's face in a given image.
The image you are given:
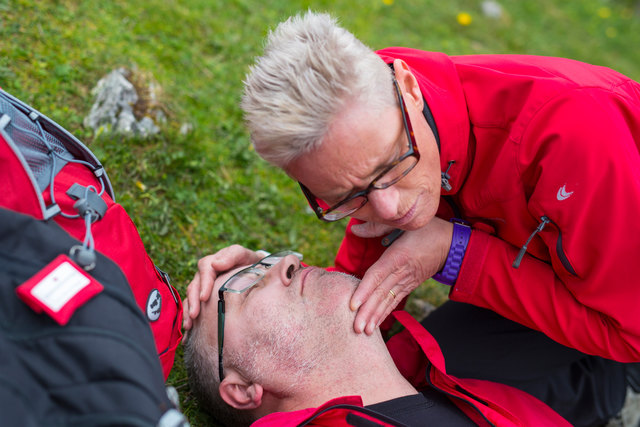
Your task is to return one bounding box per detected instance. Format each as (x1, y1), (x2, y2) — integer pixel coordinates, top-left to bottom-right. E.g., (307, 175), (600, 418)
(201, 255), (360, 382)
(286, 76), (441, 230)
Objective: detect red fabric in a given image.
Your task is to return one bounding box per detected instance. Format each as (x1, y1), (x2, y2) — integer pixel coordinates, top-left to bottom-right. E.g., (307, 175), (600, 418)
(0, 137), (45, 218)
(335, 49), (640, 362)
(0, 136), (182, 379)
(43, 163), (183, 377)
(387, 310), (571, 426)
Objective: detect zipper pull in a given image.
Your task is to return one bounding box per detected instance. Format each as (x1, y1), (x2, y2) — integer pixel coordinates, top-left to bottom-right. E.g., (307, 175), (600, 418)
(441, 160), (455, 191)
(513, 216), (550, 268)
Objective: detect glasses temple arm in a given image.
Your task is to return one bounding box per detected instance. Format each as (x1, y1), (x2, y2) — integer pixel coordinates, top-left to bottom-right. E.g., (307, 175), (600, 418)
(218, 298), (225, 381)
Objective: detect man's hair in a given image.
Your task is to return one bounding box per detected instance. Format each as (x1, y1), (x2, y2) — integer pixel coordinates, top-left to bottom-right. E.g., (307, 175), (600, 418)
(183, 321), (256, 427)
(241, 11), (396, 168)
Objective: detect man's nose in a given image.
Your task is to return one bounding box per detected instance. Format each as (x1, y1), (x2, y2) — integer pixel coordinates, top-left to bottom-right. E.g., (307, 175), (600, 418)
(367, 186), (400, 220)
(272, 254), (302, 287)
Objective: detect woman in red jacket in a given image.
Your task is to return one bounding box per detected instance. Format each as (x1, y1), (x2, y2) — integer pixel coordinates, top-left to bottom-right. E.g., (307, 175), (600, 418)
(185, 11), (640, 426)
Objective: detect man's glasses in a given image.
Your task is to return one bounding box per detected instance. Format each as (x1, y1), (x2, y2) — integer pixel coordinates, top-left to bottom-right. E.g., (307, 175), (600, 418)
(299, 78), (421, 222)
(217, 250), (303, 382)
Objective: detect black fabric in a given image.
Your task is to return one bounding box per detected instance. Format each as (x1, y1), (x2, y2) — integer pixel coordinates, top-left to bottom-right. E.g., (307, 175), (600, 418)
(0, 208), (178, 426)
(420, 300), (627, 427)
(365, 389), (475, 427)
(627, 363), (640, 393)
(421, 97), (440, 152)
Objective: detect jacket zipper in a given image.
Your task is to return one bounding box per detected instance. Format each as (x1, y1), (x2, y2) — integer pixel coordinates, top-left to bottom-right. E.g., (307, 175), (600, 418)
(441, 160), (456, 192)
(545, 216), (577, 275)
(512, 216), (550, 268)
(512, 216), (577, 275)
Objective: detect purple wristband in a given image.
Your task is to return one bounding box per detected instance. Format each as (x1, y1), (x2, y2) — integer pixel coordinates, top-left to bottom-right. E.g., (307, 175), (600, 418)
(432, 219), (471, 286)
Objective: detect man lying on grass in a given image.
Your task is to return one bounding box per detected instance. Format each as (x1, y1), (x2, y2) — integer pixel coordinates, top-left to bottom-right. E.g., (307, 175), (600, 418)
(183, 247), (569, 426)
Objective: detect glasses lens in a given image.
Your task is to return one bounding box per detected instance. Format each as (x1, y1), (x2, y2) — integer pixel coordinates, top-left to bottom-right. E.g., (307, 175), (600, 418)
(223, 251), (303, 293)
(374, 155), (418, 189)
(324, 195), (367, 221)
(224, 269), (263, 293)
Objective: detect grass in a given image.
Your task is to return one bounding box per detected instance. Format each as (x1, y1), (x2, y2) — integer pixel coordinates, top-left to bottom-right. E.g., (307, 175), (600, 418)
(2, 0), (639, 425)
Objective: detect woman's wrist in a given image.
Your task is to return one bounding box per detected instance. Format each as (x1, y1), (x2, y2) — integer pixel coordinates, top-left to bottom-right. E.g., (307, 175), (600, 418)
(433, 219), (471, 286)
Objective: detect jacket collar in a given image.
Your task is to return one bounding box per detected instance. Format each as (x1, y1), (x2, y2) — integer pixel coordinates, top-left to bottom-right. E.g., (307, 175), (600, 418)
(251, 396), (364, 426)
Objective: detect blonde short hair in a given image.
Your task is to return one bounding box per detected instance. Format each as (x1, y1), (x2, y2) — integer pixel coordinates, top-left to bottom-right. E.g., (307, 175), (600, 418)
(241, 11), (395, 168)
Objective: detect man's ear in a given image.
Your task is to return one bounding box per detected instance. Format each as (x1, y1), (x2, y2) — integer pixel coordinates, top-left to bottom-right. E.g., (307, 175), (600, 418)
(219, 370), (264, 410)
(393, 58), (424, 111)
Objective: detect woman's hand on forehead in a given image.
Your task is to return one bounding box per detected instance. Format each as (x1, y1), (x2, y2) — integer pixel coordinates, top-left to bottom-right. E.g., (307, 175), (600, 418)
(182, 245), (264, 335)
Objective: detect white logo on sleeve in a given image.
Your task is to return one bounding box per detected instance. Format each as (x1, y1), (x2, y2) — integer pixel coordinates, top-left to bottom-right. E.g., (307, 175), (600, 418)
(556, 185), (574, 201)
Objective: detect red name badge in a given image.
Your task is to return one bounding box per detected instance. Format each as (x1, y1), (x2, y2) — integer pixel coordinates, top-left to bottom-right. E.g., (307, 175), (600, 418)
(16, 254), (104, 325)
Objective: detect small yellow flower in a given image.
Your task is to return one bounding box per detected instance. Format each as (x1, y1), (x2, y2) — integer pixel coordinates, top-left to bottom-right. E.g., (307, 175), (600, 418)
(383, 0), (394, 5)
(598, 7), (611, 18)
(457, 12), (472, 26)
(135, 180), (147, 191)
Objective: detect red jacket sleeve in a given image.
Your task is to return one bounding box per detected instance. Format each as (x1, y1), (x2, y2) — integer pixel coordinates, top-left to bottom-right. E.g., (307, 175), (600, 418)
(451, 84), (640, 362)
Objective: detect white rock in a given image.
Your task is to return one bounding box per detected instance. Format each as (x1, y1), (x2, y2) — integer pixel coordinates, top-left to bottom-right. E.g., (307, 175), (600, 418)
(481, 0), (503, 19)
